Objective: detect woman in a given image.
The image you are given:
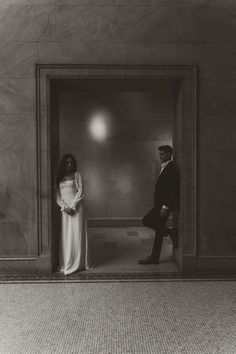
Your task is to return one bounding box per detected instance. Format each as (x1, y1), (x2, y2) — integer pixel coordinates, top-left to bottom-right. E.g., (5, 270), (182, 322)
(56, 154), (92, 275)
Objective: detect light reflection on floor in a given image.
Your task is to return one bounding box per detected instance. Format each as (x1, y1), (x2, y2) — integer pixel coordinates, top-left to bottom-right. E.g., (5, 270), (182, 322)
(88, 227), (179, 273)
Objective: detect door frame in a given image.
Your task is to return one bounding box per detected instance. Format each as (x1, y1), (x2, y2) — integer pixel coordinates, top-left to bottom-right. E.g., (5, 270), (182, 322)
(36, 64), (198, 273)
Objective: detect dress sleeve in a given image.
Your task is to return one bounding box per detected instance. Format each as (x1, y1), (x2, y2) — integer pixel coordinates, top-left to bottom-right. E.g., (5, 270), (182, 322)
(71, 172), (84, 210)
(56, 188), (68, 212)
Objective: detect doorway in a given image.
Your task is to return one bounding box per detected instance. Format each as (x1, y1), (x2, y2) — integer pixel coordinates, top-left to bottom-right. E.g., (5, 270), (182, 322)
(51, 78), (177, 273)
(36, 65), (197, 275)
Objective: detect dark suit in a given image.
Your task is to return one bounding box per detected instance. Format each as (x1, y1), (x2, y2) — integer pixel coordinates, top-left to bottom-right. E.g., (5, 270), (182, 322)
(142, 160), (180, 261)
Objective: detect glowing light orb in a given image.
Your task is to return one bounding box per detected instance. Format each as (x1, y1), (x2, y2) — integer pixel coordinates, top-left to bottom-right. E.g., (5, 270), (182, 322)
(89, 110), (110, 141)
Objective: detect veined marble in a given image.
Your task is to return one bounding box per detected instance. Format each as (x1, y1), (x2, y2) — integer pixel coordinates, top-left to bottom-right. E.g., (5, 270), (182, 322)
(0, 222), (37, 256)
(199, 79), (236, 115)
(0, 4), (55, 41)
(0, 43), (37, 79)
(0, 115), (36, 151)
(193, 44), (236, 79)
(55, 0), (170, 5)
(0, 150), (37, 187)
(55, 6), (177, 43)
(0, 79), (35, 114)
(199, 115), (236, 153)
(0, 185), (37, 223)
(192, 6), (236, 43)
(38, 41), (126, 64)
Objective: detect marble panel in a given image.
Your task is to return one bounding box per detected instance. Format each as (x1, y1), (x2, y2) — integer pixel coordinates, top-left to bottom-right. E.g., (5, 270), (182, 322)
(0, 186), (37, 223)
(107, 200), (152, 217)
(38, 41), (126, 64)
(0, 79), (35, 114)
(46, 42), (195, 66)
(0, 150), (37, 187)
(76, 159), (110, 182)
(0, 115), (36, 150)
(56, 0), (170, 5)
(106, 142), (157, 161)
(107, 179), (133, 202)
(198, 187), (236, 217)
(151, 44), (194, 65)
(192, 7), (236, 43)
(0, 0), (55, 4)
(108, 159), (156, 182)
(0, 222), (38, 256)
(178, 0), (236, 7)
(59, 91), (173, 122)
(175, 6), (193, 43)
(0, 5), (55, 41)
(106, 142), (134, 160)
(59, 119), (172, 142)
(199, 220), (236, 255)
(84, 199), (107, 217)
(0, 43), (37, 79)
(199, 80), (236, 115)
(108, 92), (173, 122)
(130, 180), (155, 202)
(60, 141), (165, 167)
(60, 141), (110, 160)
(199, 115), (236, 152)
(55, 6), (176, 43)
(193, 44), (236, 79)
(83, 179), (108, 201)
(199, 152), (236, 188)
(198, 196), (236, 254)
(109, 179), (154, 202)
(132, 142), (172, 162)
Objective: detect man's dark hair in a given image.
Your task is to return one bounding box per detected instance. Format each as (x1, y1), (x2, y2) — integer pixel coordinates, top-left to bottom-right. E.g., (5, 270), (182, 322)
(158, 145), (173, 154)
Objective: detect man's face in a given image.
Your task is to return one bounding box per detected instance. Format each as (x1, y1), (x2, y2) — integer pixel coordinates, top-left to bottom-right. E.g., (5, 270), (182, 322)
(159, 150), (171, 163)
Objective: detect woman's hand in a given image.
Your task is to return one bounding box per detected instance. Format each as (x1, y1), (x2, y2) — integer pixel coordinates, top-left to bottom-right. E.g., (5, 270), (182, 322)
(67, 208), (75, 216)
(64, 207), (75, 216)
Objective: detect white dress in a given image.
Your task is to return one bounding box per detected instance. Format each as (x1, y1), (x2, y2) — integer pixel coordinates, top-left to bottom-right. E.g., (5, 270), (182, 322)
(56, 172), (92, 275)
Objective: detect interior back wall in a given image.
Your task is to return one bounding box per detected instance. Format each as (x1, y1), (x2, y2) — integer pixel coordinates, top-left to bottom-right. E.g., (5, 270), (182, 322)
(58, 84), (173, 218)
(0, 0), (236, 260)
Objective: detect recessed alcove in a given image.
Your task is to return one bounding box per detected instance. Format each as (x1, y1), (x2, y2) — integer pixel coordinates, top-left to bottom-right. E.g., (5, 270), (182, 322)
(35, 65), (197, 274)
(50, 78), (176, 272)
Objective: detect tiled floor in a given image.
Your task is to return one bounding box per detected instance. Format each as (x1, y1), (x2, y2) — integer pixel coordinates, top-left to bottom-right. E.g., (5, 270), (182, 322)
(89, 227), (179, 273)
(1, 281), (236, 353)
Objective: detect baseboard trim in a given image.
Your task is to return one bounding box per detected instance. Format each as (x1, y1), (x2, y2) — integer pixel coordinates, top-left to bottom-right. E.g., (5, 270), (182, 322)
(183, 255), (236, 273)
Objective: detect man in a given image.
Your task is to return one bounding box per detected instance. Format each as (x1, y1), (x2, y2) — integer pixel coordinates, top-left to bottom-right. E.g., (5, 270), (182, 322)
(139, 145), (180, 265)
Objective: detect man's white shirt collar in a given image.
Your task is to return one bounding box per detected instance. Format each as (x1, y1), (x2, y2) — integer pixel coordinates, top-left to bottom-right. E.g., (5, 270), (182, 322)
(160, 160), (172, 174)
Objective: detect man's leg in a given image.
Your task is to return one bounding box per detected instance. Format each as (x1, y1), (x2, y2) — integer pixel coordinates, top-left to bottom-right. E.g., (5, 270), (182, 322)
(139, 212), (168, 265)
(150, 228), (164, 262)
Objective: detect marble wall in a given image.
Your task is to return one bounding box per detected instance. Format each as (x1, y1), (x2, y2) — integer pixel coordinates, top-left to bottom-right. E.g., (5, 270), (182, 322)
(0, 0), (236, 261)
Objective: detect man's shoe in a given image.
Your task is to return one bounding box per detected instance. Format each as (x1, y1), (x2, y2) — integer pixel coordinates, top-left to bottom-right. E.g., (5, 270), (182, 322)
(138, 256), (159, 265)
(170, 228), (178, 248)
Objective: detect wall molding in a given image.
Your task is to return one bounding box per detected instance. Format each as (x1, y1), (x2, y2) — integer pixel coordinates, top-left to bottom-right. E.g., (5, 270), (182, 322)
(1, 64), (199, 274)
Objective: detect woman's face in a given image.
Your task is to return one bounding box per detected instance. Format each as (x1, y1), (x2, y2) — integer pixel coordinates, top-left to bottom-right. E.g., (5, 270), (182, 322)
(65, 157), (74, 173)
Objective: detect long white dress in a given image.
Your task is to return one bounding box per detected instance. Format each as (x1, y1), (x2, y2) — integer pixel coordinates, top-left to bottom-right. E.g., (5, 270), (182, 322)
(56, 171), (92, 275)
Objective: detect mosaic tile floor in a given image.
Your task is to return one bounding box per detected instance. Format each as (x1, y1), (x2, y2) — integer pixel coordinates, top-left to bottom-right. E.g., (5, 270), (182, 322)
(1, 281), (236, 353)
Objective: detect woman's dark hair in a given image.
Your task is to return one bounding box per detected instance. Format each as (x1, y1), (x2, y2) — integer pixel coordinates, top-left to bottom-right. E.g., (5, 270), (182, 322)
(56, 154), (77, 189)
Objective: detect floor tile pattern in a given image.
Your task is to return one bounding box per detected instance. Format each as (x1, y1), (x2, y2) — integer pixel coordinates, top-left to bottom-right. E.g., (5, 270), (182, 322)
(0, 282), (236, 353)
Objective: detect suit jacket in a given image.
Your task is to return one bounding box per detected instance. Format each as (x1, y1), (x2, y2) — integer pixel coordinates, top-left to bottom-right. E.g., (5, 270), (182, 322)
(154, 161), (180, 211)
